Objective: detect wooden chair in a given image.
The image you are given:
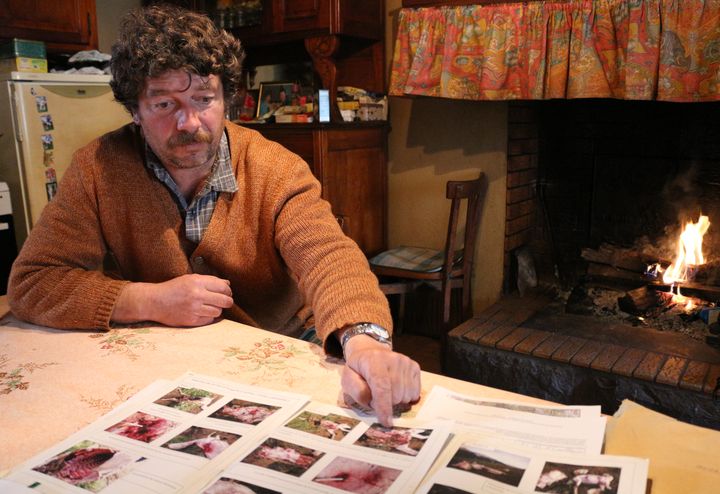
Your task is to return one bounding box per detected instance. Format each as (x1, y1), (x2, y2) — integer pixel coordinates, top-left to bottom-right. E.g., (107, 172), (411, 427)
(369, 174), (486, 335)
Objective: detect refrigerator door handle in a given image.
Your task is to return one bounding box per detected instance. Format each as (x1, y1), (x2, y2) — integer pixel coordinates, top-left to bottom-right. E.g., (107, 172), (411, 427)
(10, 84), (24, 142)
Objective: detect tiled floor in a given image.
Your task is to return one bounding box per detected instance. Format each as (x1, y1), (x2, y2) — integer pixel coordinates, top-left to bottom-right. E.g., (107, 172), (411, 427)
(393, 333), (443, 375)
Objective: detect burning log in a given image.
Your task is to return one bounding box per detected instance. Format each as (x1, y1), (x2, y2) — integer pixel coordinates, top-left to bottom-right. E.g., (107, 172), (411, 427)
(691, 259), (720, 287)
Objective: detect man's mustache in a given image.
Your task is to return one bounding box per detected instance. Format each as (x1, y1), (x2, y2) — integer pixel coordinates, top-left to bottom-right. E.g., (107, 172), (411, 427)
(168, 130), (212, 147)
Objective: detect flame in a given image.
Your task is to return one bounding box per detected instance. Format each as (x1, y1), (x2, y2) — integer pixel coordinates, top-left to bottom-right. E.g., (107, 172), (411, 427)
(662, 215), (710, 285)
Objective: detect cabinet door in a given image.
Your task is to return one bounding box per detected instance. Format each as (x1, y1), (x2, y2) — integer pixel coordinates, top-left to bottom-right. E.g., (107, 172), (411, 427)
(274, 0), (330, 33)
(0, 0), (98, 53)
(321, 128), (387, 256)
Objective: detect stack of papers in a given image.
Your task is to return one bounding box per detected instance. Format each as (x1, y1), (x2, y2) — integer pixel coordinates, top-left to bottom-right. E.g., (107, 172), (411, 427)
(2, 376), (649, 493)
(414, 387), (649, 493)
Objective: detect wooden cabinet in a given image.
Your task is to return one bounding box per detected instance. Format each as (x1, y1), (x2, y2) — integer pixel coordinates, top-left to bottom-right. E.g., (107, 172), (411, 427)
(249, 123), (387, 256)
(0, 0), (98, 54)
(221, 0), (385, 121)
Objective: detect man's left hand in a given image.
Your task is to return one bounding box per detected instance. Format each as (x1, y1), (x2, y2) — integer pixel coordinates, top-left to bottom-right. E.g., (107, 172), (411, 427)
(340, 335), (421, 427)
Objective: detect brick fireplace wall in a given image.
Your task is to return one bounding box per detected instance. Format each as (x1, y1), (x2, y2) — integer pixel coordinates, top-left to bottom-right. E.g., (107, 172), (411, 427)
(505, 99), (720, 291)
(504, 102), (540, 292)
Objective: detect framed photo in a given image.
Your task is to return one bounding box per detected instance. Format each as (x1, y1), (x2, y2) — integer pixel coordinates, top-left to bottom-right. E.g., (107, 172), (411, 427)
(257, 81), (305, 118)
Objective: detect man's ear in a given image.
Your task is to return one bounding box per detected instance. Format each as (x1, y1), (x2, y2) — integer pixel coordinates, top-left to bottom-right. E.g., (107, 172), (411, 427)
(132, 113), (140, 125)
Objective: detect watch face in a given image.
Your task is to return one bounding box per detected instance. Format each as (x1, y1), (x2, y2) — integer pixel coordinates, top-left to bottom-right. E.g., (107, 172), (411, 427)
(359, 323), (389, 339)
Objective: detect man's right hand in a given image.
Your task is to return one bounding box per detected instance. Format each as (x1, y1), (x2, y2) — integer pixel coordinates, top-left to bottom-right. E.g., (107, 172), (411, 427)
(112, 274), (234, 327)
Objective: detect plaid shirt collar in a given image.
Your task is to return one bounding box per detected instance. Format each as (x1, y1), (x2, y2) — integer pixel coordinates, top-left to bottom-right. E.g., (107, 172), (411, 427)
(144, 129), (237, 210)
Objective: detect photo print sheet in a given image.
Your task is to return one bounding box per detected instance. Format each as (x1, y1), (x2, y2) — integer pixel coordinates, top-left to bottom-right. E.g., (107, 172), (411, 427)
(197, 401), (454, 494)
(5, 373), (309, 494)
(417, 387), (606, 455)
(415, 434), (649, 494)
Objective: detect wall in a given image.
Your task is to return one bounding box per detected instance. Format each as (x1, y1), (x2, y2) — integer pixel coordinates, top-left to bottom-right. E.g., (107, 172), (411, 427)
(96, 0), (141, 54)
(385, 0), (508, 314)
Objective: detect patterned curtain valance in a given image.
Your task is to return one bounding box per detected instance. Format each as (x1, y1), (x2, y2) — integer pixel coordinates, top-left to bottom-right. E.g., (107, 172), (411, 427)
(389, 1), (720, 102)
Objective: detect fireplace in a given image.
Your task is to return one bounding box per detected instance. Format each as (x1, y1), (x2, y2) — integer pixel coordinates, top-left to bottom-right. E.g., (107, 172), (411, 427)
(446, 99), (720, 430)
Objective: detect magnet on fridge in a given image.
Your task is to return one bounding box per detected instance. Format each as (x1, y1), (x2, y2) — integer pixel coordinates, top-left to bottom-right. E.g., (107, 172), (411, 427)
(40, 114), (54, 131)
(45, 167), (56, 182)
(46, 181), (58, 201)
(43, 149), (55, 167)
(41, 133), (53, 150)
(35, 95), (48, 112)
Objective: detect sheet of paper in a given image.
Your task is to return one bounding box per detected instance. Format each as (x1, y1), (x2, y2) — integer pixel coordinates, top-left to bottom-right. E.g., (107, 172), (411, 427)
(6, 373), (310, 494)
(417, 386), (606, 455)
(605, 399), (720, 494)
(415, 433), (649, 494)
(194, 400), (454, 494)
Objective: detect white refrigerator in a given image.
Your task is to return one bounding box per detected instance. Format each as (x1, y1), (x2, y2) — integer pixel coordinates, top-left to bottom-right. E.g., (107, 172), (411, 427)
(0, 71), (131, 252)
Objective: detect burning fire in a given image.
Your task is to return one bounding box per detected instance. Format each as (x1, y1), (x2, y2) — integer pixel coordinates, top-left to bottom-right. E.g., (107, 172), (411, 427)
(662, 215), (710, 285)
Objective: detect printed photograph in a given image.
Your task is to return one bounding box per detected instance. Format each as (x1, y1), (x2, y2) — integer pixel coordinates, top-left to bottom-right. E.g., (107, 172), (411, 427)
(41, 133), (53, 150)
(285, 411), (360, 441)
(203, 476), (281, 494)
(354, 424), (431, 456)
(40, 114), (54, 131)
(162, 426), (240, 459)
(32, 440), (135, 493)
(535, 462), (621, 494)
(428, 485), (473, 494)
(209, 398), (280, 425)
(35, 95), (48, 112)
(257, 82), (294, 117)
(447, 444), (529, 487)
(313, 456), (402, 494)
(154, 386), (222, 414)
(45, 181), (57, 201)
(106, 411), (178, 443)
(238, 89), (259, 121)
(242, 437), (324, 477)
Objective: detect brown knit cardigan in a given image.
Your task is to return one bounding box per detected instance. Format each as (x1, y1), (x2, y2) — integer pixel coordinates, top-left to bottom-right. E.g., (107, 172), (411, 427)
(8, 121), (392, 355)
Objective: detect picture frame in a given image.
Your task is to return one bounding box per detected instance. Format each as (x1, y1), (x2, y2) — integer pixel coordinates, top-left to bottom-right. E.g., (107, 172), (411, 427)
(257, 81), (311, 118)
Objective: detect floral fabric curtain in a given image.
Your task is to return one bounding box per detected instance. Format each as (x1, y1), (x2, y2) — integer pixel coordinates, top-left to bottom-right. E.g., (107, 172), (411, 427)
(389, 0), (720, 102)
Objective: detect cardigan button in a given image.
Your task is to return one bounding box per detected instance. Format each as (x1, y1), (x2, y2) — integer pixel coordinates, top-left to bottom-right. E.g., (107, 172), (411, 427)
(194, 256), (204, 265)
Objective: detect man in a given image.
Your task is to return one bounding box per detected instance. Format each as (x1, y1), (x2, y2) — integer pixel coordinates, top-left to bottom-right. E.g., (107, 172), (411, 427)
(7, 5), (420, 426)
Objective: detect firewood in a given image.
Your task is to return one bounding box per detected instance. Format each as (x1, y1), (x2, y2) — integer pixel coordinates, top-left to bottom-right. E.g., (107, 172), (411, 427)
(581, 244), (648, 272)
(585, 263), (646, 285)
(617, 286), (663, 315)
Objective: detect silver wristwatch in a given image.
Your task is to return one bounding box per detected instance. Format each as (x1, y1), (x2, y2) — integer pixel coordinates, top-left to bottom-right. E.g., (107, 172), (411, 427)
(340, 322), (392, 354)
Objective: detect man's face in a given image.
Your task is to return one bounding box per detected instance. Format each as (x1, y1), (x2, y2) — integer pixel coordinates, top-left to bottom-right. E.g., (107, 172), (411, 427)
(135, 70), (225, 171)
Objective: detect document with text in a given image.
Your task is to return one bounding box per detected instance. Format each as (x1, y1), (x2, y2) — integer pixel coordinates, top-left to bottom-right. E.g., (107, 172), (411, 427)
(417, 386), (606, 455)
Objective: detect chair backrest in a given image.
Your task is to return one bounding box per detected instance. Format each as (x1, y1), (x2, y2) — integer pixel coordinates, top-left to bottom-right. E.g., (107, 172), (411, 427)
(441, 174), (486, 323)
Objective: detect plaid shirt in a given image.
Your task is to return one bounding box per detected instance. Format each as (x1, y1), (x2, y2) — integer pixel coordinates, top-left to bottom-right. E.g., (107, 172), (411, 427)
(145, 130), (238, 243)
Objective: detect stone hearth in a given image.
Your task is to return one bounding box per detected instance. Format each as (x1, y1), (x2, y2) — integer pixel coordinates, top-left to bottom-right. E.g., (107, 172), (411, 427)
(445, 292), (720, 430)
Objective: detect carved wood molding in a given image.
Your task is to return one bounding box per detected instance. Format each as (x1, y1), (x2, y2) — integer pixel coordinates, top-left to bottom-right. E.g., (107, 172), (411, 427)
(305, 35), (342, 122)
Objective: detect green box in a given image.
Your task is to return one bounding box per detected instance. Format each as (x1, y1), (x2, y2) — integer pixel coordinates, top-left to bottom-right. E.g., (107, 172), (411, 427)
(0, 57), (48, 74)
(0, 38), (47, 60)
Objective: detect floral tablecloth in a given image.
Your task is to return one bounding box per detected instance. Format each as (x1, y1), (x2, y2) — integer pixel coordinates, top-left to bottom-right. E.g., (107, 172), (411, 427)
(0, 298), (549, 475)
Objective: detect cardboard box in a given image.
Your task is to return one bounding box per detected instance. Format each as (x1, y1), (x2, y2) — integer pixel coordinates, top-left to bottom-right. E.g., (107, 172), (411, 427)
(0, 38), (46, 59)
(0, 57), (48, 74)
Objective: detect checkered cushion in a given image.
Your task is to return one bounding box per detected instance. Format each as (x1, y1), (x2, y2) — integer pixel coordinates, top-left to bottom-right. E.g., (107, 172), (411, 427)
(370, 246), (462, 273)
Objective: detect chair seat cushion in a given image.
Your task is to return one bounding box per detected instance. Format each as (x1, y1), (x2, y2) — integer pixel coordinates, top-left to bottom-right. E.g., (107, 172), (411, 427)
(370, 246), (449, 273)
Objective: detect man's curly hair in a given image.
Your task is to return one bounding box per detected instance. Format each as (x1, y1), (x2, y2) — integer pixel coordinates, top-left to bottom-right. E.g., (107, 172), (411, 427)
(110, 4), (245, 113)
